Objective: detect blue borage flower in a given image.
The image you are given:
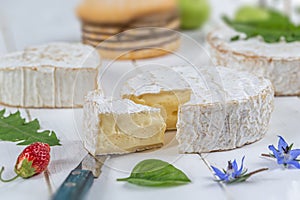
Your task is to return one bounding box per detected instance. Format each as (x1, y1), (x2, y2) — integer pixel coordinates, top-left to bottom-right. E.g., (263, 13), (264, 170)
(211, 156), (268, 184)
(263, 136), (300, 169)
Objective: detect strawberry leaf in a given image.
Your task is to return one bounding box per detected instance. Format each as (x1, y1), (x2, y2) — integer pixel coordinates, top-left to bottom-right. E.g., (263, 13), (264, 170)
(0, 109), (60, 146)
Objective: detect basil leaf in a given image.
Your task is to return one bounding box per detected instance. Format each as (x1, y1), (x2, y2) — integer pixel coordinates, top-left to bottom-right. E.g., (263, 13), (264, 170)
(117, 159), (191, 187)
(223, 9), (300, 43)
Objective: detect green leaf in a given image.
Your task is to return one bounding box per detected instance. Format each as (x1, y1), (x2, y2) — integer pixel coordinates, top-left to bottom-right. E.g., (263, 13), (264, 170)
(223, 9), (300, 43)
(230, 35), (240, 41)
(0, 109), (60, 146)
(234, 6), (271, 22)
(117, 159), (191, 187)
(227, 173), (252, 184)
(289, 143), (294, 151)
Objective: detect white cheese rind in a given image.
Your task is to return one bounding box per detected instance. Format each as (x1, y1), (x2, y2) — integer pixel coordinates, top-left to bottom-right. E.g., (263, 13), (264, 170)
(0, 43), (100, 108)
(121, 66), (190, 97)
(176, 66), (274, 153)
(207, 27), (300, 96)
(83, 90), (166, 155)
(121, 65), (270, 103)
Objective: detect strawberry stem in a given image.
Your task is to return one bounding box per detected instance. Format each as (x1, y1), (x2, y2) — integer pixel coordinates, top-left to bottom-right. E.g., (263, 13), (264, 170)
(0, 166), (20, 182)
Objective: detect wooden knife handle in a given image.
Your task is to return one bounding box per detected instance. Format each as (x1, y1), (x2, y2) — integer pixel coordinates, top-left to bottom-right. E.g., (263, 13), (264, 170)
(52, 169), (94, 200)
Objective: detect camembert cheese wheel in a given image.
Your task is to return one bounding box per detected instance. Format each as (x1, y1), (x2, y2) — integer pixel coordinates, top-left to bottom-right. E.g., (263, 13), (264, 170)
(0, 42), (100, 108)
(207, 27), (300, 96)
(121, 66), (274, 153)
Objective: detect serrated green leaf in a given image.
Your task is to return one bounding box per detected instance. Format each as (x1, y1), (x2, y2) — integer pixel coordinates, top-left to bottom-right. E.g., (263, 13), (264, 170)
(0, 109), (60, 146)
(223, 9), (300, 43)
(117, 159), (191, 187)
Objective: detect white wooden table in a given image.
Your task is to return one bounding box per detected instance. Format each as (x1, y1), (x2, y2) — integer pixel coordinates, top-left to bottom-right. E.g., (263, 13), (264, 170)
(1, 0), (300, 199)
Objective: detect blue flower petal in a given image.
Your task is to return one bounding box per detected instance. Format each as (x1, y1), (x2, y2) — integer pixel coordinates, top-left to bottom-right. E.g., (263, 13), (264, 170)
(269, 145), (285, 164)
(278, 136), (288, 153)
(287, 160), (300, 169)
(277, 157), (285, 164)
(232, 159), (238, 172)
(289, 149), (300, 160)
(211, 165), (228, 180)
(237, 156), (245, 175)
(269, 145), (280, 159)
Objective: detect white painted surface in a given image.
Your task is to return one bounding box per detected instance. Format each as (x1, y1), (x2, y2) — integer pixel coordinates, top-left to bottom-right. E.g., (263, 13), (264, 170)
(0, 0), (300, 200)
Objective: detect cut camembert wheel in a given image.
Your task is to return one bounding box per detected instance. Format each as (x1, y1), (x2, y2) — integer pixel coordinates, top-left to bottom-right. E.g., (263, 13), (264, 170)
(121, 66), (274, 153)
(83, 90), (166, 155)
(207, 27), (300, 96)
(0, 42), (100, 108)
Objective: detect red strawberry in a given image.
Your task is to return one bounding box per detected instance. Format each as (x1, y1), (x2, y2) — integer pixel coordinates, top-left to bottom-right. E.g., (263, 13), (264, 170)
(0, 142), (51, 182)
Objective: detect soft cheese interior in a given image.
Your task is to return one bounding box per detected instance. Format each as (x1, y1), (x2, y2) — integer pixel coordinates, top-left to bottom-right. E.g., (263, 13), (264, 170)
(83, 90), (166, 155)
(0, 42), (100, 108)
(123, 90), (191, 130)
(121, 67), (192, 130)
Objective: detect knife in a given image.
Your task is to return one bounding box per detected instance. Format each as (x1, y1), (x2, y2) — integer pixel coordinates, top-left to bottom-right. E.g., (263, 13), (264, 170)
(52, 153), (108, 200)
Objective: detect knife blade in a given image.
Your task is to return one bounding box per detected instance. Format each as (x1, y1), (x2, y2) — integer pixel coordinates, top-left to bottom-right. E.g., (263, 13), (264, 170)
(52, 153), (108, 200)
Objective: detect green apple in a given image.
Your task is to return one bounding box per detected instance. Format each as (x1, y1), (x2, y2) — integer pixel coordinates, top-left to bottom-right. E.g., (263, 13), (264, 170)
(178, 0), (210, 30)
(235, 6), (270, 22)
